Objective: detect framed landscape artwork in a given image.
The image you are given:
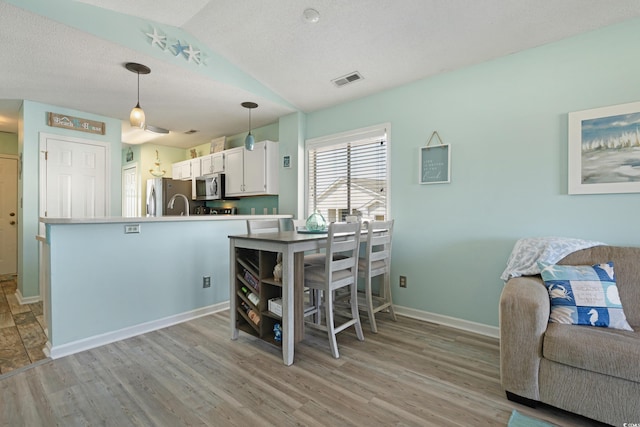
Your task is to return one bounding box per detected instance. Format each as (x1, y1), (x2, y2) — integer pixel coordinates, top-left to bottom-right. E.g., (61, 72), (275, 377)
(568, 101), (640, 194)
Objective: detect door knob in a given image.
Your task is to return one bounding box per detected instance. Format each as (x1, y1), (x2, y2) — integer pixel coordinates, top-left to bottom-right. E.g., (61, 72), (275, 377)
(10, 221), (16, 225)
(9, 212), (15, 216)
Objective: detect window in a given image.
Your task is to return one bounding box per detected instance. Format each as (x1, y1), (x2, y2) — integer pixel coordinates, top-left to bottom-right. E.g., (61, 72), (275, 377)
(305, 124), (389, 222)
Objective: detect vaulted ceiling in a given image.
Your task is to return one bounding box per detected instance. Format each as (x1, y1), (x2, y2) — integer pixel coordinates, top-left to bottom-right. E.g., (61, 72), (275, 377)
(2, 0), (640, 148)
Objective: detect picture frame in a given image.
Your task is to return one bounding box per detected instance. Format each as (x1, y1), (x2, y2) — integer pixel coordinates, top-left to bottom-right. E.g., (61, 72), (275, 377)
(210, 136), (226, 153)
(419, 144), (450, 184)
(126, 148), (133, 162)
(568, 101), (640, 194)
(283, 155), (291, 169)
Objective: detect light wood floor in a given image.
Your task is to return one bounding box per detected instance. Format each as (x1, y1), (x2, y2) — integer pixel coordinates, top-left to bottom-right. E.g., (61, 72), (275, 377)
(0, 311), (607, 426)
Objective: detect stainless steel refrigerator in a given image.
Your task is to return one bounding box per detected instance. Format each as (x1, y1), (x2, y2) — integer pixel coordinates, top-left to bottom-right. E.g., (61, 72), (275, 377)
(146, 178), (194, 216)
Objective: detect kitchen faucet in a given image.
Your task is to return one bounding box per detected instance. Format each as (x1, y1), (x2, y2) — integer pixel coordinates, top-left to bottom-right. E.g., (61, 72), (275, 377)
(167, 193), (190, 216)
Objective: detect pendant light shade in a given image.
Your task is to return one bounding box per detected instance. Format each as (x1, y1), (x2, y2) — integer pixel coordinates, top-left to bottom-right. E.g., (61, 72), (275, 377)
(125, 62), (151, 129)
(242, 102), (258, 151)
(129, 102), (145, 128)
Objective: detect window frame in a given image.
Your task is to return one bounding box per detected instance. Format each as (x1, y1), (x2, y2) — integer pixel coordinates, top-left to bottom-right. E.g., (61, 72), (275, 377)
(304, 123), (391, 221)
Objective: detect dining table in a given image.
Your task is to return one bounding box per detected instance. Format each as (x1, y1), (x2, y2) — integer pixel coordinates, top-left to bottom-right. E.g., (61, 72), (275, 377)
(228, 229), (330, 366)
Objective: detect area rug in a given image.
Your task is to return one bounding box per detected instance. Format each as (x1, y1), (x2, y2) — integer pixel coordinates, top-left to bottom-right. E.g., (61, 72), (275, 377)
(508, 409), (556, 427)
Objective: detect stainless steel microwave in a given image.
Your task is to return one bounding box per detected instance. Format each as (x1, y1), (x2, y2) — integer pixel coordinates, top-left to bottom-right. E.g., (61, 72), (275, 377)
(194, 173), (225, 200)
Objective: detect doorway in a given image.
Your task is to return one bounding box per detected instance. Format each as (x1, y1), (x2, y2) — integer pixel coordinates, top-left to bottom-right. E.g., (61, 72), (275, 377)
(0, 155), (46, 374)
(0, 155), (18, 275)
(39, 133), (109, 223)
(122, 164), (139, 217)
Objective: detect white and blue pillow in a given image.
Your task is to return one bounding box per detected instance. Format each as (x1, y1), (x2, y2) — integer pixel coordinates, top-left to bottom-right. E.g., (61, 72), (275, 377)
(539, 261), (633, 331)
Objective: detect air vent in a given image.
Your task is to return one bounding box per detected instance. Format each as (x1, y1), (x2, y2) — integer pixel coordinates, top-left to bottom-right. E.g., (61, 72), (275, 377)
(184, 129), (198, 134)
(332, 71), (363, 87)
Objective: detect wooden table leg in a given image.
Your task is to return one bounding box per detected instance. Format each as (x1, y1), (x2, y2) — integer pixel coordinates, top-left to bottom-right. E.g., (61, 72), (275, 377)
(294, 252), (305, 342)
(229, 239), (238, 340)
(282, 246), (295, 366)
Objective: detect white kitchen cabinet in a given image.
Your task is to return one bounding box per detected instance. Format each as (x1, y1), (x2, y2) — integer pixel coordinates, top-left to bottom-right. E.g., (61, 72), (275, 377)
(190, 158), (201, 178)
(172, 159), (199, 180)
(200, 152), (224, 175)
(225, 140), (278, 197)
(171, 161), (183, 180)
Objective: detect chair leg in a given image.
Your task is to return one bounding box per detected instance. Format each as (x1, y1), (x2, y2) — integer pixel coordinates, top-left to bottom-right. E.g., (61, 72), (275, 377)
(383, 271), (397, 322)
(364, 275), (378, 333)
(351, 282), (364, 341)
(325, 289), (339, 358)
(313, 289), (322, 324)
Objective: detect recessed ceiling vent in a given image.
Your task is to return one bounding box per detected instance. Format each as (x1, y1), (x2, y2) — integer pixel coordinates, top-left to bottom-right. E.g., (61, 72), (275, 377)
(184, 129), (198, 134)
(332, 71), (363, 87)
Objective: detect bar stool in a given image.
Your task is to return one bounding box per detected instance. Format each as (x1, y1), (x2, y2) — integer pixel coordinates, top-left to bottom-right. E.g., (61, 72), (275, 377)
(246, 219), (280, 234)
(358, 219), (396, 333)
(304, 221), (364, 358)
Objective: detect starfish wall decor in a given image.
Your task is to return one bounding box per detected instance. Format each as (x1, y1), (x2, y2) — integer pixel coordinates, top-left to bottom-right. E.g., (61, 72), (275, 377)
(145, 26), (205, 65)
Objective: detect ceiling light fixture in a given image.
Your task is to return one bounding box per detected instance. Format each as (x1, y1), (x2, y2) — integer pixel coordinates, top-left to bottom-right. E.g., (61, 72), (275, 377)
(144, 125), (169, 134)
(303, 8), (320, 23)
(241, 101), (258, 151)
(125, 62), (151, 129)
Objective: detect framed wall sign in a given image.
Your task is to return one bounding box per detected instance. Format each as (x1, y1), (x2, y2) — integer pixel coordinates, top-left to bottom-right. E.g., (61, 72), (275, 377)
(283, 155), (291, 168)
(47, 112), (105, 135)
(568, 101), (640, 194)
(419, 131), (450, 184)
(210, 136), (226, 153)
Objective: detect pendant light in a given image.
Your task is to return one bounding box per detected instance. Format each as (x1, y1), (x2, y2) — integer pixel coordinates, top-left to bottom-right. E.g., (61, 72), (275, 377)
(241, 101), (258, 151)
(125, 62), (151, 129)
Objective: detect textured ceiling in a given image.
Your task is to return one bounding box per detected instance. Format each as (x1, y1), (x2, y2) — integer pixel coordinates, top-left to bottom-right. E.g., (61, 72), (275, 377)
(2, 0), (640, 149)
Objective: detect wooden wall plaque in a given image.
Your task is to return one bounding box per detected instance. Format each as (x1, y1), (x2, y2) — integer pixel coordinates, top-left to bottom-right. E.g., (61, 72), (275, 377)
(47, 112), (105, 135)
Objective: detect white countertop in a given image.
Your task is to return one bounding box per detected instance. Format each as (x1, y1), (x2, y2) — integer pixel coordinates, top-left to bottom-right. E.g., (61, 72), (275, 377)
(40, 214), (292, 225)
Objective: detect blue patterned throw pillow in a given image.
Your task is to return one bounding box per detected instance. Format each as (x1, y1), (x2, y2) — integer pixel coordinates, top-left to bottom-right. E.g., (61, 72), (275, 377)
(539, 261), (633, 331)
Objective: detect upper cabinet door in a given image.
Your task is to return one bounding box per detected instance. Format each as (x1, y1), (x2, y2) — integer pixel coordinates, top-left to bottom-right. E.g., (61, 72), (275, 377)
(224, 148), (244, 195)
(243, 141), (266, 193)
(211, 152), (225, 173)
(200, 153), (224, 175)
(191, 158), (201, 178)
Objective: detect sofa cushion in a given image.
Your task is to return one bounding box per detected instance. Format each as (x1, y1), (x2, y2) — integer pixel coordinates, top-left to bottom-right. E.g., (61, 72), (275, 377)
(543, 323), (640, 382)
(539, 262), (633, 331)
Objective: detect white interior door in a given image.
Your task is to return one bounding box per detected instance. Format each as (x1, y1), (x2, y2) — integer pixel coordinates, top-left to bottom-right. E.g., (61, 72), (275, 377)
(0, 156), (18, 275)
(122, 165), (138, 217)
(40, 134), (109, 221)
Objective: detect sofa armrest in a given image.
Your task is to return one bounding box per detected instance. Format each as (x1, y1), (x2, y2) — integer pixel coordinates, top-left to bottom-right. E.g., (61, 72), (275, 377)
(499, 276), (550, 401)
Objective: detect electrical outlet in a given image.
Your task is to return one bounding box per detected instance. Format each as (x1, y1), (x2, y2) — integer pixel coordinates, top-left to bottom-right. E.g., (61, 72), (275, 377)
(399, 275), (407, 288)
(124, 224), (140, 234)
(203, 276), (211, 288)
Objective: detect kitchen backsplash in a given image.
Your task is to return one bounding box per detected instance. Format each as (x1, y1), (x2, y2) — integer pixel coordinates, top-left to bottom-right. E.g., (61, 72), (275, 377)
(206, 195), (278, 215)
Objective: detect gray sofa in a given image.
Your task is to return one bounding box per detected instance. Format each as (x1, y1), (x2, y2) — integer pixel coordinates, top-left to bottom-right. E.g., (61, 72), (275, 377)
(499, 245), (640, 426)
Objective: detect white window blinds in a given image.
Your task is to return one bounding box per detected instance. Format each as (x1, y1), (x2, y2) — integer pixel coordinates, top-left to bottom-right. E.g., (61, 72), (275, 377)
(306, 125), (389, 222)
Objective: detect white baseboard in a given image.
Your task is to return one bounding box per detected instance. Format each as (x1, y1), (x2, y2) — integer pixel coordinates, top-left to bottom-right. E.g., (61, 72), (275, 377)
(394, 305), (499, 339)
(15, 289), (40, 305)
(47, 302), (230, 359)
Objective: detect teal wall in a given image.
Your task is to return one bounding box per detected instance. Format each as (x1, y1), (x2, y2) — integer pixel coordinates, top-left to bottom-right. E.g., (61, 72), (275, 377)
(280, 19), (640, 328)
(46, 219), (247, 347)
(19, 101), (122, 298)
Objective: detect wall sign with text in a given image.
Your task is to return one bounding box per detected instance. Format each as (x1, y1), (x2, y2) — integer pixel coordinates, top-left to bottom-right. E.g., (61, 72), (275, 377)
(419, 144), (450, 184)
(47, 112), (105, 135)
